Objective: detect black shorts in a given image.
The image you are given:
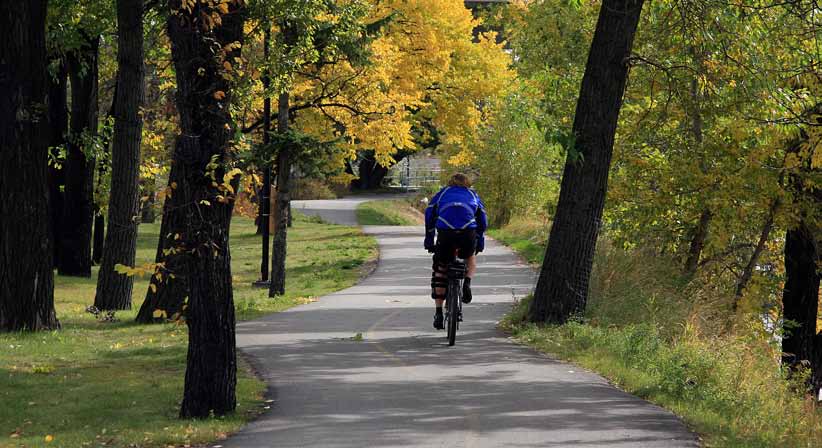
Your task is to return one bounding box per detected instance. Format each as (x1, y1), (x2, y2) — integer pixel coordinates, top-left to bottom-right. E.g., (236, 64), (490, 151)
(433, 229), (477, 265)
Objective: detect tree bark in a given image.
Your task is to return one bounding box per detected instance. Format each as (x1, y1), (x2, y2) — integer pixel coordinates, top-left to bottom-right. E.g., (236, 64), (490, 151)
(135, 164), (189, 323)
(529, 0), (645, 324)
(94, 0), (145, 312)
(0, 0), (60, 332)
(92, 212), (105, 264)
(269, 91), (292, 297)
(140, 187), (156, 223)
(47, 57), (68, 266)
(165, 0), (244, 418)
(353, 153), (390, 190)
(781, 222), (822, 390)
(58, 34), (99, 277)
(92, 77), (119, 266)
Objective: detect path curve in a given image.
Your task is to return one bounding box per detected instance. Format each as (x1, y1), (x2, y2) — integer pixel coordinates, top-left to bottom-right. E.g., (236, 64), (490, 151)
(223, 196), (697, 448)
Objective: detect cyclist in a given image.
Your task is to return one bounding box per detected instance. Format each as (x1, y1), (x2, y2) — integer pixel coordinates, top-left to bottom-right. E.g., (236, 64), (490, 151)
(424, 173), (487, 330)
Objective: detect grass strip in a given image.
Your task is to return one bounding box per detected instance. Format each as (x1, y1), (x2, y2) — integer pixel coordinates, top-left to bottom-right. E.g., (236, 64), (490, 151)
(356, 199), (423, 226)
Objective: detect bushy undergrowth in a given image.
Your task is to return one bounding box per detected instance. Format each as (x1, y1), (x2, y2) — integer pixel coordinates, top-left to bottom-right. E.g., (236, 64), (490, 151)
(292, 178), (339, 200)
(498, 220), (822, 447)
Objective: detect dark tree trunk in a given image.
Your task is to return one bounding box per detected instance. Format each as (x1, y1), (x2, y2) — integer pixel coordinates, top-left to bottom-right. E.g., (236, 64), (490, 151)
(269, 91), (292, 297)
(781, 223), (822, 391)
(92, 76), (119, 266)
(94, 0), (145, 312)
(92, 212), (105, 264)
(165, 0), (244, 418)
(684, 209), (711, 275)
(47, 58), (68, 266)
(140, 188), (156, 223)
(529, 0), (645, 323)
(0, 0), (60, 332)
(353, 153), (389, 190)
(135, 165), (189, 323)
(58, 34), (99, 277)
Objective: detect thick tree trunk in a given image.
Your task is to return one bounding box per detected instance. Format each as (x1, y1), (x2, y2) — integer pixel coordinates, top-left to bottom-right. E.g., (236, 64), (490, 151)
(58, 34), (99, 277)
(529, 0), (645, 323)
(353, 154), (390, 190)
(135, 165), (189, 323)
(781, 223), (822, 391)
(0, 0), (60, 332)
(165, 0), (244, 418)
(47, 58), (68, 266)
(94, 0), (145, 312)
(269, 92), (292, 297)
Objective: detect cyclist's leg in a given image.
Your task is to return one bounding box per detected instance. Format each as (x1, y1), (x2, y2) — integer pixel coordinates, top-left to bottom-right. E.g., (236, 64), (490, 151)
(431, 245), (450, 330)
(456, 230), (478, 303)
(466, 255), (477, 278)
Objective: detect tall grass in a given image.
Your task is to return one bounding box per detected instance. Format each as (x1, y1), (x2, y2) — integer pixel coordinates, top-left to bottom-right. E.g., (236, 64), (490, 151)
(497, 220), (822, 447)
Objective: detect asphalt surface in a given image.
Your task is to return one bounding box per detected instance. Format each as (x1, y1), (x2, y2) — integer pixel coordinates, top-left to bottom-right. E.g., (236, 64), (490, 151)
(222, 196), (697, 448)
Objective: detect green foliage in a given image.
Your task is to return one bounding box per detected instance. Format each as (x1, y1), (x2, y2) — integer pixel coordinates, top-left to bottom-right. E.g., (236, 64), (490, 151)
(472, 84), (563, 227)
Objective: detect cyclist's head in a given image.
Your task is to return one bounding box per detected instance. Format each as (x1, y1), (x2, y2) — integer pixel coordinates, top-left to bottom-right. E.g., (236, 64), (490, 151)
(447, 173), (472, 188)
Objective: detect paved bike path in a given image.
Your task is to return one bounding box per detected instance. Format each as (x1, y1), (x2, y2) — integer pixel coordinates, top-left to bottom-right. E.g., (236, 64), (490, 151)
(223, 197), (697, 448)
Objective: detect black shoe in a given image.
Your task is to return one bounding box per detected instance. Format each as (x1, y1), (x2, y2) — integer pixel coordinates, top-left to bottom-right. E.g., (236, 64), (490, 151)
(462, 279), (473, 304)
(433, 310), (444, 330)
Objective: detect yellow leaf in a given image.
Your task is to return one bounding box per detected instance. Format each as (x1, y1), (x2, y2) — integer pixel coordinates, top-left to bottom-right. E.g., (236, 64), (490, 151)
(45, 435), (54, 443)
(217, 2), (229, 14)
(153, 309), (167, 319)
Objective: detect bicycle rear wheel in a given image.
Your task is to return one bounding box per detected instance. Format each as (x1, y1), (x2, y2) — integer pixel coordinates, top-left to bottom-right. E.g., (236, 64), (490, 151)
(447, 278), (461, 346)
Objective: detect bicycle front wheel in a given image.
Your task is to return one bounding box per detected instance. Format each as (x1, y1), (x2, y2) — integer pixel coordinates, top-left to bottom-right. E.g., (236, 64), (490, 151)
(447, 279), (461, 346)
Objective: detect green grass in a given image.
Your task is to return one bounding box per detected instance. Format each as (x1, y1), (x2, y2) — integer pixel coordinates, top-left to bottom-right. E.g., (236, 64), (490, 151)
(356, 199), (423, 226)
(0, 213), (377, 448)
(493, 218), (822, 447)
(487, 216), (548, 265)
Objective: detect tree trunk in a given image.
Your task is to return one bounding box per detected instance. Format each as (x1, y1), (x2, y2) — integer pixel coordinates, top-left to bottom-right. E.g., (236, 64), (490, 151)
(269, 91), (292, 297)
(47, 58), (68, 266)
(353, 153), (390, 190)
(529, 0), (645, 324)
(0, 0), (60, 332)
(92, 77), (119, 266)
(140, 188), (156, 223)
(684, 209), (711, 275)
(92, 212), (105, 264)
(781, 222), (822, 391)
(135, 165), (189, 323)
(58, 34), (99, 277)
(732, 199), (779, 310)
(165, 0), (244, 418)
(94, 0), (145, 312)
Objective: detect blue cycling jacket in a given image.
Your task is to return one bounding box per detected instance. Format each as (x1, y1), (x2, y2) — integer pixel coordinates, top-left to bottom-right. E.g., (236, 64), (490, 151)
(425, 186), (487, 235)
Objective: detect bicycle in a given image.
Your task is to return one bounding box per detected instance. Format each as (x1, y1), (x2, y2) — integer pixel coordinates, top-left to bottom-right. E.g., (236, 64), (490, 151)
(444, 258), (467, 347)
